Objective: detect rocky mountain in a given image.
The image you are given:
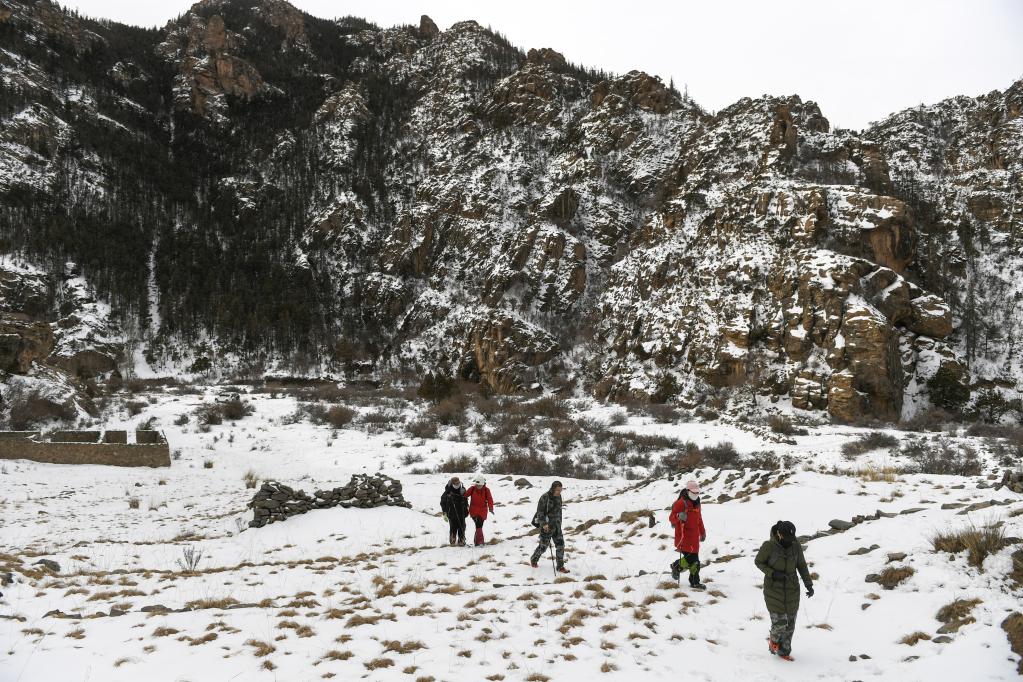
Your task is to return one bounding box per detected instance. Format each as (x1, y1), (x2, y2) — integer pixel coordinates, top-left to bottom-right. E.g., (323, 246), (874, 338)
(0, 0), (1020, 424)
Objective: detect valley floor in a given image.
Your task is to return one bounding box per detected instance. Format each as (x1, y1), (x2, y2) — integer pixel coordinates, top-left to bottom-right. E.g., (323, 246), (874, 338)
(1, 389), (1021, 681)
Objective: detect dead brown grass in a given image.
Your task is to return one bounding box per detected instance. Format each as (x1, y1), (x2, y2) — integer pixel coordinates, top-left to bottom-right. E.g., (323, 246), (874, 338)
(937, 598), (982, 633)
(382, 640), (425, 655)
(899, 631), (931, 646)
(931, 522), (1006, 572)
(877, 565), (915, 590)
(1002, 613), (1023, 674)
(365, 657), (394, 670)
(245, 639), (276, 657)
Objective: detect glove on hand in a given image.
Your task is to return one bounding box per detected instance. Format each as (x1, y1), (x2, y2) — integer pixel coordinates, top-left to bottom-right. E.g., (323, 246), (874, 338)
(700, 533), (707, 542)
(805, 586), (814, 598)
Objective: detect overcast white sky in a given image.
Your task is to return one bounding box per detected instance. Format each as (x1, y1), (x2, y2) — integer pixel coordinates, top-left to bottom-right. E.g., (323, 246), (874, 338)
(62, 0), (1023, 130)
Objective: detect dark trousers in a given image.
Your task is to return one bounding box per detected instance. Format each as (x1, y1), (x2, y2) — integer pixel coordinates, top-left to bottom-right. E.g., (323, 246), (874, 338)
(471, 515), (485, 545)
(671, 551), (701, 585)
(531, 526), (565, 567)
(447, 515), (466, 544)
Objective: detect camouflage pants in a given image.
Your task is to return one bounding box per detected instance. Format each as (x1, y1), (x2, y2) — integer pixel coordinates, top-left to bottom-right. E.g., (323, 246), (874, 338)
(531, 526), (565, 568)
(769, 611), (797, 655)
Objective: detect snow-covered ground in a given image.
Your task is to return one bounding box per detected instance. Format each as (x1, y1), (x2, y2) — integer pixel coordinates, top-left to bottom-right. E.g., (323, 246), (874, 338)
(1, 389), (1021, 681)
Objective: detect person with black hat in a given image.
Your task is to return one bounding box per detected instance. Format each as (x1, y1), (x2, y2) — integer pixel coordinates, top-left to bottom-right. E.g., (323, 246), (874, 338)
(530, 480), (567, 573)
(754, 520), (814, 661)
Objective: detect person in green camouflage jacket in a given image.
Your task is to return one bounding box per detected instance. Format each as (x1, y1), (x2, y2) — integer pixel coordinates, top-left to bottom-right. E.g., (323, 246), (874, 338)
(754, 520), (814, 660)
(530, 481), (568, 573)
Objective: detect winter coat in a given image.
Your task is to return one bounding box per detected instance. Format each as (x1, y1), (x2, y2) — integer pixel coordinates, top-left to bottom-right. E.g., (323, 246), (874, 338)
(534, 490), (563, 530)
(668, 495), (705, 553)
(754, 534), (813, 614)
(440, 483), (469, 519)
(464, 485), (494, 520)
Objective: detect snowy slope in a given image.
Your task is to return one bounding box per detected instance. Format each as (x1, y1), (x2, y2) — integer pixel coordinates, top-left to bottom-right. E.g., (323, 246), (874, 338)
(1, 390), (1021, 680)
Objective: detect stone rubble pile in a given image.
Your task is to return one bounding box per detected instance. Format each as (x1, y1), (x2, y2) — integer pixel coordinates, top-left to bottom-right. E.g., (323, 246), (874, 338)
(248, 474), (410, 528)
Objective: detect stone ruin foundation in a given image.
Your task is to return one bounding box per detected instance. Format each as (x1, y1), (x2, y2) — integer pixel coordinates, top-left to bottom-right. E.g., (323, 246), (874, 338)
(248, 473), (410, 527)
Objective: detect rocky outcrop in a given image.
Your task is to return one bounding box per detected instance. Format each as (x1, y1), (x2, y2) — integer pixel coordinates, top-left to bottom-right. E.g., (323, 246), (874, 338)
(457, 313), (560, 394)
(0, 315), (53, 373)
(158, 12), (268, 118)
(1, 0), (1019, 422)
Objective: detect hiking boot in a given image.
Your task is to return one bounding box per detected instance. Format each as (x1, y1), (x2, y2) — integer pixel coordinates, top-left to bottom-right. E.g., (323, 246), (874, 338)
(670, 561), (681, 581)
(767, 639), (779, 655)
(457, 539), (466, 547)
(530, 561), (539, 568)
(689, 581), (706, 590)
(778, 652), (794, 662)
(556, 565), (569, 574)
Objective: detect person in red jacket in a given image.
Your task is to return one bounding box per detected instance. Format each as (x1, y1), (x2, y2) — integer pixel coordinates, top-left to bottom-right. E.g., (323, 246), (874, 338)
(464, 476), (495, 546)
(668, 479), (706, 589)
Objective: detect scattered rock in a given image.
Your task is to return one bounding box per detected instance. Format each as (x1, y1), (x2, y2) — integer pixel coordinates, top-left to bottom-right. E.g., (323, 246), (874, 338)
(140, 604), (170, 613)
(0, 572), (13, 586)
(899, 507), (925, 515)
(514, 478), (533, 489)
(932, 636), (953, 644)
(848, 655), (857, 662)
(865, 573), (880, 583)
(33, 559), (60, 573)
(848, 544), (880, 556)
(248, 474), (411, 528)
(108, 608), (127, 617)
(886, 552), (907, 563)
(940, 502), (965, 509)
(829, 519), (855, 531)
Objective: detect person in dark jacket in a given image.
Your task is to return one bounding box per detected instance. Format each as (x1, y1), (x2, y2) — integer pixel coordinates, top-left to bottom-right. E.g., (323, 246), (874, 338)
(440, 477), (469, 546)
(754, 520), (814, 660)
(668, 479), (706, 589)
(530, 481), (568, 573)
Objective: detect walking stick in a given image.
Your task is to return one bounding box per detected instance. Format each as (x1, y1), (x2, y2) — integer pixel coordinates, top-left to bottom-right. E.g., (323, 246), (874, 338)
(678, 549), (682, 588)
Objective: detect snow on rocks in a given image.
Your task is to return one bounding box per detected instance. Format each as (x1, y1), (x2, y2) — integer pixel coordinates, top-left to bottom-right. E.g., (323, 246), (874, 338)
(248, 474), (411, 527)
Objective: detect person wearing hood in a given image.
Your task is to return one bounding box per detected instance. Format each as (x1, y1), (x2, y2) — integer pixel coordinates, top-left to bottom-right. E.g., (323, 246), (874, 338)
(464, 476), (495, 546)
(530, 481), (568, 573)
(440, 477), (469, 546)
(754, 520), (814, 661)
(668, 479), (706, 589)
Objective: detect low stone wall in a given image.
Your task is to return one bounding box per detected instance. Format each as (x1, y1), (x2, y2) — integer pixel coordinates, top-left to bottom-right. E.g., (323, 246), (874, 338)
(0, 431), (170, 467)
(248, 474), (410, 528)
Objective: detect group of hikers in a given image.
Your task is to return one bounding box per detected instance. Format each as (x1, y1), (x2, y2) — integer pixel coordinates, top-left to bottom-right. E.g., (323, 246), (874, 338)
(440, 476), (815, 661)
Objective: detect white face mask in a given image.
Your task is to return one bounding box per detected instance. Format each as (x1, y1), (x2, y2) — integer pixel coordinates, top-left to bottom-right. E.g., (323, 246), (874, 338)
(687, 491), (699, 501)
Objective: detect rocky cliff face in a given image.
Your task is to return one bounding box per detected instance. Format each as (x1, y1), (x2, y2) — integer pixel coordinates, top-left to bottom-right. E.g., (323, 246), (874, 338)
(0, 0), (1019, 423)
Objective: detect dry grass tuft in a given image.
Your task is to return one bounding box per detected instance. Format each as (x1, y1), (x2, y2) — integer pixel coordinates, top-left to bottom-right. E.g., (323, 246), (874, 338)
(937, 598), (982, 633)
(185, 597), (239, 610)
(322, 650), (353, 661)
(899, 631), (931, 646)
(382, 640), (425, 655)
(1002, 613), (1023, 674)
(931, 522), (1006, 572)
(365, 657), (394, 670)
(153, 627), (179, 637)
(245, 639), (276, 657)
(877, 565), (915, 590)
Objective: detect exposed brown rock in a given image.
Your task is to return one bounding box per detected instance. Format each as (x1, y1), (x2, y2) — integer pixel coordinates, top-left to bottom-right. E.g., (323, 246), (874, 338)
(418, 15), (439, 38)
(0, 315), (54, 373)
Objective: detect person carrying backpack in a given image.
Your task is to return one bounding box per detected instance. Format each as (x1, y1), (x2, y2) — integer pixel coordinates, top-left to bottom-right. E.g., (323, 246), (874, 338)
(440, 477), (469, 546)
(530, 481), (567, 573)
(464, 476), (495, 546)
(754, 520), (814, 661)
(668, 479), (706, 589)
